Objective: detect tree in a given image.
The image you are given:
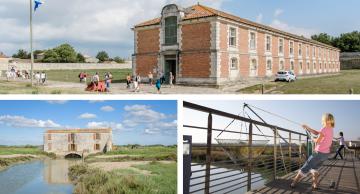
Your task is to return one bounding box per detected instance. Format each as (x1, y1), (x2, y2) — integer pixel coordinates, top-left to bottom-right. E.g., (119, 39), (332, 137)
(114, 56), (125, 63)
(42, 49), (60, 63)
(96, 51), (109, 62)
(332, 31), (360, 52)
(77, 53), (85, 63)
(53, 44), (78, 63)
(311, 33), (333, 46)
(12, 49), (30, 59)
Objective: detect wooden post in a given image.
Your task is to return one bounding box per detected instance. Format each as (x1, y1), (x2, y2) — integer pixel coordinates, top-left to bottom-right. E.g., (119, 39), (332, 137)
(261, 84), (264, 94)
(273, 128), (277, 180)
(247, 122), (253, 192)
(289, 132), (292, 172)
(205, 113), (213, 194)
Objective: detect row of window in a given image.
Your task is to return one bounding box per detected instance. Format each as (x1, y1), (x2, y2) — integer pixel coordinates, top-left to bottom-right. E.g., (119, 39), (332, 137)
(230, 57), (339, 72)
(46, 143), (101, 151)
(47, 133), (101, 141)
(228, 27), (339, 60)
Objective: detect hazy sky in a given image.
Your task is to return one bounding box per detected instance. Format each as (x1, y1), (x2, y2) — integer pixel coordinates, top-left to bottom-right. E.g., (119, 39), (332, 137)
(183, 100), (360, 144)
(0, 100), (177, 146)
(0, 0), (358, 57)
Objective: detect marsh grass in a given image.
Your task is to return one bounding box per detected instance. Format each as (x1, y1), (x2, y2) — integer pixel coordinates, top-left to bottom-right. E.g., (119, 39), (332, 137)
(69, 162), (177, 194)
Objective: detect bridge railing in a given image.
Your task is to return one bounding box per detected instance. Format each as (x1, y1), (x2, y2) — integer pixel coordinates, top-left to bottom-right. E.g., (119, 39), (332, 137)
(183, 101), (309, 194)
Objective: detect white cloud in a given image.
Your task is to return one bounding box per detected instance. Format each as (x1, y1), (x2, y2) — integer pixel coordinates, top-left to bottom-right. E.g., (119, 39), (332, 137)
(100, 106), (115, 112)
(0, 115), (61, 128)
(47, 100), (68, 104)
(124, 104), (166, 122)
(274, 9), (284, 17)
(78, 113), (97, 119)
(87, 121), (123, 130)
(270, 19), (319, 38)
(0, 0), (225, 56)
(256, 13), (263, 23)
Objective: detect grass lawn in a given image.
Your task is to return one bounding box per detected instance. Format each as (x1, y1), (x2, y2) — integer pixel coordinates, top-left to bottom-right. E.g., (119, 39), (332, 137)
(0, 80), (83, 94)
(239, 70), (360, 94)
(0, 146), (55, 157)
(69, 162), (177, 194)
(87, 145), (177, 162)
(44, 69), (132, 83)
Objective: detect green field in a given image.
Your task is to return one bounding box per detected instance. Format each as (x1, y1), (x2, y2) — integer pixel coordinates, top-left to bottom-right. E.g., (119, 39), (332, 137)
(44, 69), (132, 83)
(0, 145), (45, 155)
(69, 162), (177, 194)
(239, 70), (360, 94)
(0, 80), (83, 94)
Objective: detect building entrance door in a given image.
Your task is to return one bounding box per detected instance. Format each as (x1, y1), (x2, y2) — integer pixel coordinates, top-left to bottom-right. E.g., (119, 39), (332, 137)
(164, 56), (177, 84)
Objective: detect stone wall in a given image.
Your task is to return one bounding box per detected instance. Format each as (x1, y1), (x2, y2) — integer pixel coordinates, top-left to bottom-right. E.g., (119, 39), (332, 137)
(0, 62), (131, 71)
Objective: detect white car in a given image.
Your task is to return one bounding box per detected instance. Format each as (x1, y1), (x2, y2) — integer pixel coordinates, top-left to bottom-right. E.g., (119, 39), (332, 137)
(275, 71), (296, 82)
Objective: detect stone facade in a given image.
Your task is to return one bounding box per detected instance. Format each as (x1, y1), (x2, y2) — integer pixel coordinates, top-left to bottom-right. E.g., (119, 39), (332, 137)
(44, 128), (112, 157)
(133, 4), (341, 86)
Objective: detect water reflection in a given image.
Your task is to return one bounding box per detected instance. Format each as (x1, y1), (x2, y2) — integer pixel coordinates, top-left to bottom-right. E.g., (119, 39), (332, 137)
(0, 159), (80, 194)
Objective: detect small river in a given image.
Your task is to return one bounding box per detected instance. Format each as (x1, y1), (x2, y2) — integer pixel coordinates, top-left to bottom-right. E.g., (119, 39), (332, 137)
(0, 159), (80, 194)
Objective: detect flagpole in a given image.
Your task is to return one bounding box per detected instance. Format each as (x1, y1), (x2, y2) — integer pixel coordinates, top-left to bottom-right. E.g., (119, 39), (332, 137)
(30, 0), (34, 86)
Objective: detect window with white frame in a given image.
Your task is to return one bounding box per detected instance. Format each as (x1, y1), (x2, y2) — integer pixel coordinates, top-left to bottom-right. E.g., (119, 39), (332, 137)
(313, 46), (316, 57)
(325, 63), (327, 69)
(229, 27), (237, 47)
(299, 61), (303, 70)
(279, 38), (284, 54)
(280, 60), (284, 70)
(290, 61), (294, 71)
(307, 62), (310, 70)
(298, 43), (302, 56)
(306, 46), (309, 57)
(320, 63), (322, 70)
(266, 35), (271, 52)
(230, 57), (238, 70)
(313, 62), (316, 70)
(250, 59), (257, 71)
(250, 32), (256, 50)
(289, 41), (294, 55)
(266, 60), (272, 70)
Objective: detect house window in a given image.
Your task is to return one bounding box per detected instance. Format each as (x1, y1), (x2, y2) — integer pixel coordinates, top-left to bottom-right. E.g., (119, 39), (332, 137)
(290, 61), (295, 71)
(229, 27), (237, 47)
(68, 133), (75, 142)
(250, 59), (257, 71)
(47, 134), (52, 140)
(306, 46), (309, 57)
(325, 63), (327, 69)
(250, 32), (256, 50)
(48, 143), (52, 151)
(266, 60), (272, 71)
(69, 144), (76, 151)
(95, 133), (101, 140)
(289, 41), (294, 55)
(298, 43), (302, 56)
(280, 60), (285, 70)
(266, 35), (271, 52)
(320, 63), (322, 70)
(299, 62), (303, 70)
(279, 39), (284, 54)
(230, 58), (238, 70)
(164, 16), (177, 45)
(313, 46), (316, 57)
(307, 62), (310, 70)
(313, 62), (316, 70)
(95, 144), (100, 151)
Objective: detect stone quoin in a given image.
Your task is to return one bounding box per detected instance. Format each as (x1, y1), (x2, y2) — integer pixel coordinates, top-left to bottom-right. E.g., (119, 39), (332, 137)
(132, 4), (341, 86)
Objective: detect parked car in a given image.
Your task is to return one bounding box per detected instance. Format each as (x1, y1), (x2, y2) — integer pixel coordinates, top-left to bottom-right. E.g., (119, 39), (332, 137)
(275, 71), (296, 82)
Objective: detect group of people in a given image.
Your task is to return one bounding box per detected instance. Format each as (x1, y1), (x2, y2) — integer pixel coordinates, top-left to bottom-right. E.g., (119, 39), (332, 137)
(5, 67), (30, 80)
(126, 71), (175, 94)
(84, 72), (112, 92)
(34, 71), (47, 85)
(290, 114), (348, 190)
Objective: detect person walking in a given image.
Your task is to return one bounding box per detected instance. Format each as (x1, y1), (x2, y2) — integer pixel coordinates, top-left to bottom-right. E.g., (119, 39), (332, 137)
(148, 71), (153, 86)
(155, 79), (161, 94)
(169, 72), (175, 88)
(40, 71), (46, 84)
(333, 132), (345, 160)
(126, 74), (131, 89)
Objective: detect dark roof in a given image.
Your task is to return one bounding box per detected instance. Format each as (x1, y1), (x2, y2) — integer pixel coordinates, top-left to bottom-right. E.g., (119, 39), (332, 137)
(135, 4), (339, 50)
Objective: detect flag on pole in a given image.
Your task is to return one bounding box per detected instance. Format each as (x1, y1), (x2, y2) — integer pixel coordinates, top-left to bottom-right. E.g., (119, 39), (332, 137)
(34, 0), (44, 12)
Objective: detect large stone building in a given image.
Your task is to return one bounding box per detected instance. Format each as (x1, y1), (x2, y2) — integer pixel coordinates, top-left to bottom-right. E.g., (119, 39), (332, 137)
(44, 128), (112, 157)
(132, 4), (341, 86)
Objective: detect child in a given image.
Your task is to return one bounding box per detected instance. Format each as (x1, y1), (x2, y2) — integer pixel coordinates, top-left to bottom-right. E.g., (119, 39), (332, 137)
(333, 132), (345, 160)
(155, 79), (161, 94)
(291, 113), (335, 190)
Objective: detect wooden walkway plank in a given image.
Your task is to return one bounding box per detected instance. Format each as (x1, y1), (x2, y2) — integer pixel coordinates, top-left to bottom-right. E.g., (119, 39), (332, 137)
(250, 156), (360, 194)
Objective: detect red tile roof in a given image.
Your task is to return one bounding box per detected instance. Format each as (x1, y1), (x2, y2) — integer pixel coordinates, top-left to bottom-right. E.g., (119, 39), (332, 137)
(135, 4), (339, 50)
(46, 128), (112, 133)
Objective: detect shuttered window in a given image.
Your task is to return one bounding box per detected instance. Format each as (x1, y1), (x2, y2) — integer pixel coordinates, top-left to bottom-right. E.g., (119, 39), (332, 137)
(164, 16), (177, 45)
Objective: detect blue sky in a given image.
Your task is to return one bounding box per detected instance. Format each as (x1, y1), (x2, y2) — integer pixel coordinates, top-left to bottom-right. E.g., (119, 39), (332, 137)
(0, 100), (177, 146)
(183, 100), (360, 143)
(0, 0), (358, 58)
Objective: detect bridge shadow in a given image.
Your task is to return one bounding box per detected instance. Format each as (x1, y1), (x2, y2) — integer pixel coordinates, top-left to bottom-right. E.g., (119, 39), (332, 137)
(64, 153), (82, 159)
